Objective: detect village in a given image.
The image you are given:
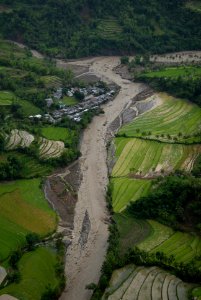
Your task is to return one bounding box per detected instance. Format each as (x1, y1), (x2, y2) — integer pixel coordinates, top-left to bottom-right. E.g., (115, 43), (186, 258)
(29, 83), (117, 124)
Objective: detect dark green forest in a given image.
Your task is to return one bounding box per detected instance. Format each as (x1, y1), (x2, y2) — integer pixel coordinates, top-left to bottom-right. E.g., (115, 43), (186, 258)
(0, 0), (201, 57)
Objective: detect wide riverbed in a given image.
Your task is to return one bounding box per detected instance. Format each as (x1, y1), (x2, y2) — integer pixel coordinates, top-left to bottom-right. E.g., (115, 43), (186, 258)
(60, 57), (144, 300)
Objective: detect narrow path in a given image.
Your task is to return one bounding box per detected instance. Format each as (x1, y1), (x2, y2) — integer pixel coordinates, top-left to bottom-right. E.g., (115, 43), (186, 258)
(60, 57), (145, 300)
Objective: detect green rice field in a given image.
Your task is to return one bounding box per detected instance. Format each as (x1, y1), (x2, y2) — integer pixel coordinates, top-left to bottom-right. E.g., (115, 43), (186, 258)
(0, 179), (56, 261)
(138, 220), (201, 268)
(0, 91), (15, 105)
(111, 178), (152, 212)
(41, 126), (71, 142)
(142, 66), (201, 79)
(0, 247), (59, 300)
(112, 137), (200, 177)
(119, 93), (201, 143)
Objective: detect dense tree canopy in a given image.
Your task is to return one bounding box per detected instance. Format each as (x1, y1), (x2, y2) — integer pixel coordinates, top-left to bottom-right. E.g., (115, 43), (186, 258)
(0, 0), (200, 57)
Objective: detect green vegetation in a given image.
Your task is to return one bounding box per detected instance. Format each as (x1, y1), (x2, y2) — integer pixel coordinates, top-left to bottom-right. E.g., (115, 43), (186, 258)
(112, 178), (152, 212)
(136, 68), (201, 107)
(62, 96), (78, 106)
(119, 93), (201, 143)
(0, 247), (60, 300)
(113, 213), (151, 255)
(0, 90), (15, 105)
(0, 179), (56, 261)
(0, 0), (201, 57)
(186, 1), (201, 12)
(97, 18), (122, 40)
(112, 138), (199, 177)
(129, 174), (201, 230)
(142, 66), (201, 79)
(41, 127), (73, 142)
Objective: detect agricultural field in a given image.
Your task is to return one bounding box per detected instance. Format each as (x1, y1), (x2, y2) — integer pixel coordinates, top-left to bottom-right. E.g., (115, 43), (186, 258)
(0, 151), (52, 178)
(0, 91), (15, 106)
(103, 265), (193, 300)
(5, 129), (65, 159)
(41, 126), (70, 142)
(0, 179), (56, 261)
(97, 18), (123, 40)
(111, 178), (152, 212)
(41, 75), (61, 88)
(62, 96), (78, 106)
(0, 247), (59, 300)
(6, 129), (34, 150)
(119, 93), (201, 143)
(114, 213), (151, 255)
(141, 66), (201, 79)
(138, 220), (201, 268)
(39, 137), (65, 159)
(15, 99), (42, 116)
(112, 138), (200, 177)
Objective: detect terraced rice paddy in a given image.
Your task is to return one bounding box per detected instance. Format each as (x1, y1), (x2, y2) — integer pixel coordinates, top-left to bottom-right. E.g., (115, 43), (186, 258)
(0, 91), (15, 105)
(111, 178), (152, 212)
(0, 247), (59, 300)
(6, 129), (34, 150)
(97, 18), (122, 40)
(41, 75), (61, 88)
(39, 137), (65, 159)
(103, 265), (193, 300)
(0, 179), (56, 261)
(112, 138), (200, 177)
(119, 93), (201, 143)
(138, 220), (201, 268)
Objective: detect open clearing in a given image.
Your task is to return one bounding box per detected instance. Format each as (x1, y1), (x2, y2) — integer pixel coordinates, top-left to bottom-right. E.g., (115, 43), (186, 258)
(0, 179), (56, 261)
(111, 178), (152, 212)
(119, 93), (201, 143)
(112, 137), (200, 177)
(0, 91), (15, 105)
(103, 265), (193, 300)
(41, 126), (71, 142)
(0, 247), (59, 300)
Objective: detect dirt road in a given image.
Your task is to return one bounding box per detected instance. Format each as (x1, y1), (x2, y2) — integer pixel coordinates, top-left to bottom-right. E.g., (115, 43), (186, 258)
(60, 57), (145, 300)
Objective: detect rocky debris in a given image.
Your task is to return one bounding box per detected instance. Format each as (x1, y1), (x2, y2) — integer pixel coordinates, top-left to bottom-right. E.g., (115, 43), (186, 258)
(0, 267), (7, 285)
(78, 210), (91, 250)
(0, 296), (19, 300)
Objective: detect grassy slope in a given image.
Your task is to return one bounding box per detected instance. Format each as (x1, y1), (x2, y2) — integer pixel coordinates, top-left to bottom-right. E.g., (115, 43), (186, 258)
(119, 93), (201, 143)
(0, 179), (56, 261)
(0, 247), (59, 300)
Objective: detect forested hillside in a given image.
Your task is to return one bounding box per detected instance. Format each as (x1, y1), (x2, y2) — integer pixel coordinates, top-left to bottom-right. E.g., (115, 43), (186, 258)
(0, 0), (201, 57)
